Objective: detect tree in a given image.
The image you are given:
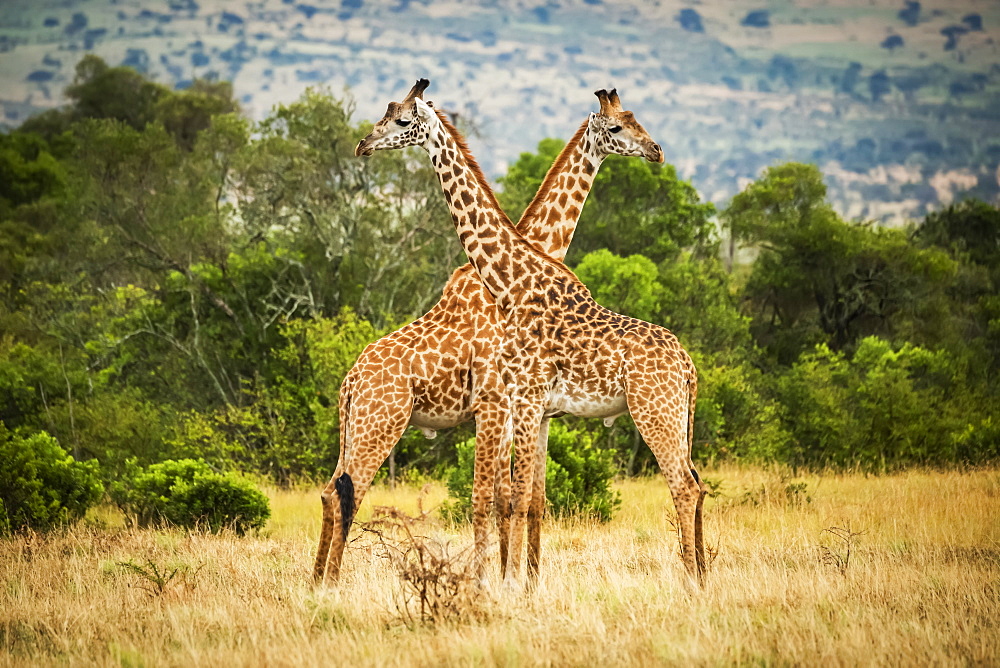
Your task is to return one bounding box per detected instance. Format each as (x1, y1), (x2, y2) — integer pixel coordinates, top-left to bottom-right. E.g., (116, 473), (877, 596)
(677, 8), (704, 33)
(724, 163), (956, 362)
(915, 200), (1000, 275)
(0, 131), (68, 306)
(881, 35), (904, 51)
(775, 337), (986, 469)
(912, 199), (1000, 373)
(155, 79), (240, 151)
(574, 250), (661, 323)
(65, 55), (169, 130)
(232, 88), (462, 327)
(869, 70), (891, 102)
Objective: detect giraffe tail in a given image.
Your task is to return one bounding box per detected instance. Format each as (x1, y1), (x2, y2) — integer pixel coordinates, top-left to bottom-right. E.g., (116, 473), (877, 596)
(687, 362), (708, 581)
(686, 363), (698, 465)
(336, 374), (356, 541)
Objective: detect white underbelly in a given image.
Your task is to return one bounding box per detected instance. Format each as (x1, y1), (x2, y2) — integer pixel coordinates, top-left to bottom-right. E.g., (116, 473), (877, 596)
(545, 387), (629, 422)
(408, 409), (470, 439)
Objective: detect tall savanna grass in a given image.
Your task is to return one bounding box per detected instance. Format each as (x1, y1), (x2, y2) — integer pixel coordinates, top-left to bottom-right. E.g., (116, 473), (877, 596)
(2, 467), (997, 666)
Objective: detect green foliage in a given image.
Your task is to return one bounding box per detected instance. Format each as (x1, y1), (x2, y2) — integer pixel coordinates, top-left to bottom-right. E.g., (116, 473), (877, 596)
(543, 421), (622, 521)
(0, 336), (86, 431)
(724, 162), (957, 362)
(155, 80), (239, 151)
(165, 385), (322, 486)
(915, 199), (1000, 276)
(47, 389), (172, 476)
(439, 437), (479, 524)
(443, 421), (621, 523)
(775, 337), (983, 469)
(694, 360), (792, 464)
(575, 250), (661, 323)
(912, 200), (1000, 373)
(110, 459), (270, 534)
(0, 131), (66, 214)
(655, 254), (754, 363)
(0, 423), (103, 535)
(65, 54), (169, 130)
(233, 87), (461, 328)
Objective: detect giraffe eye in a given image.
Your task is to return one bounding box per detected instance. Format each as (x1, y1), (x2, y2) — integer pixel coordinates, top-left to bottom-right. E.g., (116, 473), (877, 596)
(609, 125), (622, 134)
(396, 119), (412, 127)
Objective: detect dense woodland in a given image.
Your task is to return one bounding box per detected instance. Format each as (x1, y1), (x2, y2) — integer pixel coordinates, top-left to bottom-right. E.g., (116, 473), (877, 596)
(2, 56), (998, 490)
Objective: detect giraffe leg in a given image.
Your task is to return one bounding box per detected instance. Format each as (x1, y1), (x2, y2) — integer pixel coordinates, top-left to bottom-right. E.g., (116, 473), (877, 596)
(627, 379), (703, 586)
(494, 414), (513, 579)
(526, 417), (551, 584)
(315, 468), (359, 584)
(504, 393), (546, 587)
(471, 398), (507, 583)
(314, 388), (412, 585)
(314, 376), (352, 584)
(655, 447), (701, 585)
(314, 480), (338, 582)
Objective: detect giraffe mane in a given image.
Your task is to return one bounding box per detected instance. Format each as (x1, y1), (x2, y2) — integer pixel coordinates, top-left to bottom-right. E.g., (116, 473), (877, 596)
(433, 108), (512, 226)
(515, 118), (589, 234)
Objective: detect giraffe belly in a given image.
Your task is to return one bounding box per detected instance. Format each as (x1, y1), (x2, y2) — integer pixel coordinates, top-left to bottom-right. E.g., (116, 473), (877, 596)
(409, 407), (471, 433)
(545, 386), (629, 421)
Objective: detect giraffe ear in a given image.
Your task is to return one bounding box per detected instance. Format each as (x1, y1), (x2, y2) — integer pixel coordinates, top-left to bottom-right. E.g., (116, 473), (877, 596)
(587, 112), (601, 131)
(414, 97), (435, 122)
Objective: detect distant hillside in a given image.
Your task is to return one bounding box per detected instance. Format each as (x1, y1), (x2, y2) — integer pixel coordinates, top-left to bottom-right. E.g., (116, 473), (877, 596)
(2, 0), (999, 223)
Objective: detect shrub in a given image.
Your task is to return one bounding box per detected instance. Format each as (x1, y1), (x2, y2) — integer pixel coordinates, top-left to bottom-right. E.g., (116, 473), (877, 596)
(775, 337), (977, 469)
(110, 458), (270, 534)
(695, 361), (792, 464)
(0, 423), (104, 535)
(442, 421), (621, 523)
(544, 421), (621, 521)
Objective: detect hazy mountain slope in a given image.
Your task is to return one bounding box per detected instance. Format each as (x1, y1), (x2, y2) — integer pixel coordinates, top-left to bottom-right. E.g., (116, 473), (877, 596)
(2, 0), (998, 222)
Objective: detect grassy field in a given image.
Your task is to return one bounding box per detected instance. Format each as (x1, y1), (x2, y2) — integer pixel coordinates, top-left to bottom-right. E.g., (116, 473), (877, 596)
(2, 467), (998, 666)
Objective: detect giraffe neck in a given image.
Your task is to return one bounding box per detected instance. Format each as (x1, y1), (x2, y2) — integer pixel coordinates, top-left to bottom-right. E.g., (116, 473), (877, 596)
(425, 111), (544, 311)
(515, 120), (604, 263)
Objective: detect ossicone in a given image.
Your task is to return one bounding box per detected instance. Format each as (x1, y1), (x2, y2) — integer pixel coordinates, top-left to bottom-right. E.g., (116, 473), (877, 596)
(405, 78), (431, 101)
(608, 88), (623, 111)
(594, 88), (618, 115)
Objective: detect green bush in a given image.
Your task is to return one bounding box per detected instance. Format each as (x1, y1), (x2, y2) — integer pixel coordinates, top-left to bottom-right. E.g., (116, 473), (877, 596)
(544, 421), (622, 521)
(442, 421), (621, 523)
(694, 360), (792, 464)
(775, 337), (979, 469)
(0, 423), (104, 535)
(110, 458), (270, 534)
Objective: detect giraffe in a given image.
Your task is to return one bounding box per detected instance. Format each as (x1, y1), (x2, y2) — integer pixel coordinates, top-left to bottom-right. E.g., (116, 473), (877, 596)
(312, 81), (664, 584)
(354, 80), (707, 586)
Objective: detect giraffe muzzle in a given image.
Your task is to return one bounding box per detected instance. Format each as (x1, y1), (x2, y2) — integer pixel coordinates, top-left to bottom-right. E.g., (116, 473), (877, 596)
(646, 143), (664, 163)
(355, 138), (375, 157)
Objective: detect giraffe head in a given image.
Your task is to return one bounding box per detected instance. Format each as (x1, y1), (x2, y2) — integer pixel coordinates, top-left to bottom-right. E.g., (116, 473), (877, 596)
(589, 88), (663, 163)
(355, 78), (437, 157)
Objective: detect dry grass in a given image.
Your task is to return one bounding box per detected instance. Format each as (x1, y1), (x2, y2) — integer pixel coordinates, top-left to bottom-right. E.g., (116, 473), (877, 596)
(2, 466), (998, 666)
